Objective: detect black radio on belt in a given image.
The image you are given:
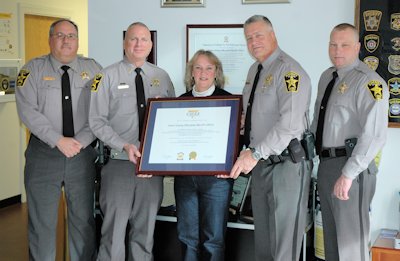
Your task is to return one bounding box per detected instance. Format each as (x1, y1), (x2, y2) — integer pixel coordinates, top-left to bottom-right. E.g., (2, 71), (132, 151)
(288, 138), (306, 163)
(301, 130), (315, 160)
(301, 113), (315, 160)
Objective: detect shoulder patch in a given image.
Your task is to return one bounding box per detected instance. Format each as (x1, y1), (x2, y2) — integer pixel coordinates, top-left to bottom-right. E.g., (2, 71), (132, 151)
(284, 71), (300, 92)
(17, 69), (30, 87)
(367, 80), (383, 100)
(91, 74), (103, 92)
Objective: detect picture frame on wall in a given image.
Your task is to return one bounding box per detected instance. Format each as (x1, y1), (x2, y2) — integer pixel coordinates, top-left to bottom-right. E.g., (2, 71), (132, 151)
(161, 0), (205, 8)
(355, 0), (400, 128)
(186, 24), (255, 94)
(242, 0), (290, 4)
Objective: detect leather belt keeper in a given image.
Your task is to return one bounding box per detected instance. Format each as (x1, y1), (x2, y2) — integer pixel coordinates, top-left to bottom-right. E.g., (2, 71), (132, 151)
(262, 148), (290, 166)
(320, 147), (347, 158)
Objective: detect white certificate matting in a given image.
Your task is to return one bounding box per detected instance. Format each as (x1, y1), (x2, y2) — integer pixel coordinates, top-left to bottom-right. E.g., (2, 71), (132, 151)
(149, 106), (231, 164)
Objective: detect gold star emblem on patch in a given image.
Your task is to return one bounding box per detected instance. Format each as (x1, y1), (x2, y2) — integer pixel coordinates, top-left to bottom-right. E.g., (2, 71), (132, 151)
(17, 69), (30, 87)
(363, 10), (382, 31)
(81, 71), (89, 80)
(284, 71), (300, 93)
(338, 82), (348, 94)
(151, 78), (160, 87)
(91, 73), (103, 92)
(367, 80), (383, 100)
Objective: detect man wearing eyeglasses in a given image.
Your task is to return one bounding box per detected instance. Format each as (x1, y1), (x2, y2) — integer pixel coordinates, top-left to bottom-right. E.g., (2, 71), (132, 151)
(15, 19), (102, 261)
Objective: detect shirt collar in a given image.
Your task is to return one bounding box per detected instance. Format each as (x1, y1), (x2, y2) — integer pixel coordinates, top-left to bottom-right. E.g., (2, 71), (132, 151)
(336, 59), (359, 80)
(260, 47), (281, 68)
(50, 54), (78, 73)
(192, 85), (216, 97)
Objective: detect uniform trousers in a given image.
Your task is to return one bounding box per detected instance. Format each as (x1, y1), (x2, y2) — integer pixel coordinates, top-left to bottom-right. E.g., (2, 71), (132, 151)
(25, 135), (97, 261)
(251, 159), (311, 261)
(97, 159), (163, 261)
(174, 176), (233, 261)
(317, 156), (376, 261)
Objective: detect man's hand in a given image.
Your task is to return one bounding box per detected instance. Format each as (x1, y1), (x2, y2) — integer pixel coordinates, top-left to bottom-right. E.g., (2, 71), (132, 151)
(137, 174), (153, 178)
(123, 143), (141, 164)
(56, 137), (82, 158)
(333, 174), (353, 200)
(229, 149), (258, 179)
(123, 144), (153, 178)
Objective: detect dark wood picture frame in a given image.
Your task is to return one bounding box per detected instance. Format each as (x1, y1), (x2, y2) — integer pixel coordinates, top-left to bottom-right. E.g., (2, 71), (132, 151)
(186, 24), (243, 62)
(186, 24), (255, 94)
(136, 96), (242, 176)
(123, 30), (157, 65)
(161, 0), (204, 7)
(355, 0), (400, 128)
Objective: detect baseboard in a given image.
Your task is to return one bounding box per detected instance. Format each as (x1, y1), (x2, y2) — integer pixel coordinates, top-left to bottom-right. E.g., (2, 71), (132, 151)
(0, 195), (21, 208)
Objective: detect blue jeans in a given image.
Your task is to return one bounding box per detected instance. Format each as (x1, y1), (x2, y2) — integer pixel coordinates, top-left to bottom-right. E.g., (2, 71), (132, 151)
(174, 176), (233, 261)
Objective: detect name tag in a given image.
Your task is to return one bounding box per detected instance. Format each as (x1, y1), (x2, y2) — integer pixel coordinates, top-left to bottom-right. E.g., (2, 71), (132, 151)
(118, 84), (129, 89)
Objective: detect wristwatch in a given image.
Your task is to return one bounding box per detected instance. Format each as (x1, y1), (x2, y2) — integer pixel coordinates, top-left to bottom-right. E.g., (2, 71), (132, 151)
(250, 147), (262, 161)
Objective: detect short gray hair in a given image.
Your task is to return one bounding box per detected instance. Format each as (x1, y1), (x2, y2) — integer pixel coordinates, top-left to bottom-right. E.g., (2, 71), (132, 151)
(244, 15), (273, 30)
(49, 19), (78, 37)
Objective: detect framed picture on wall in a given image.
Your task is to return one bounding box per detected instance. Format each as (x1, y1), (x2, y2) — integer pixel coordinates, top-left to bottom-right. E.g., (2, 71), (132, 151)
(355, 0), (400, 127)
(123, 30), (157, 65)
(242, 0), (290, 4)
(161, 0), (205, 8)
(186, 24), (255, 94)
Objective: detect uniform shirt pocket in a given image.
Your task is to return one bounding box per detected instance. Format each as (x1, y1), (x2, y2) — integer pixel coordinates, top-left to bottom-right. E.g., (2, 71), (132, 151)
(148, 85), (170, 98)
(40, 81), (60, 114)
(111, 88), (137, 115)
(254, 87), (277, 113)
(329, 92), (353, 126)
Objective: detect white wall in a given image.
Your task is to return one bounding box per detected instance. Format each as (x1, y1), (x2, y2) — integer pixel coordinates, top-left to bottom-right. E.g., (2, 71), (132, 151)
(88, 0), (399, 242)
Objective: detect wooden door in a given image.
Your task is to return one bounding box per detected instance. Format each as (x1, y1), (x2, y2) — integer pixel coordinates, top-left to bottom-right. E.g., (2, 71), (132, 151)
(24, 14), (70, 261)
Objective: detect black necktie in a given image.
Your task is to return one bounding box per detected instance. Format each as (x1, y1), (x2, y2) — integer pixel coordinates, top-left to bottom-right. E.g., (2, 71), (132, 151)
(61, 65), (74, 137)
(243, 64), (263, 147)
(135, 68), (146, 139)
(315, 71), (338, 155)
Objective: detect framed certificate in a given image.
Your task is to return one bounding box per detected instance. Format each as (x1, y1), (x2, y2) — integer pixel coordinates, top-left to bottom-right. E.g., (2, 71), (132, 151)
(137, 95), (242, 175)
(186, 24), (255, 94)
(161, 0), (205, 7)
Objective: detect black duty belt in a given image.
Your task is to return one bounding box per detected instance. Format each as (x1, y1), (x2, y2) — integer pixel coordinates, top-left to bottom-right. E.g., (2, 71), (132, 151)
(320, 147), (347, 158)
(262, 148), (290, 166)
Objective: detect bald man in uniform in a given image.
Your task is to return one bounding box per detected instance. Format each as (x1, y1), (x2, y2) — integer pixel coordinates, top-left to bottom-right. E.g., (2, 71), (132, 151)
(311, 23), (388, 261)
(15, 19), (102, 260)
(89, 22), (175, 261)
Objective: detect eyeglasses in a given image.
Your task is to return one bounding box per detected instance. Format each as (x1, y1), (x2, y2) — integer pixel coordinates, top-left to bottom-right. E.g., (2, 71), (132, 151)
(51, 32), (78, 40)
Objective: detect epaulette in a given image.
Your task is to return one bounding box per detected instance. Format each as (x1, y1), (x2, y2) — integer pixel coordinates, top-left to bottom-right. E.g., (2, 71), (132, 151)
(355, 61), (371, 76)
(146, 62), (158, 69)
